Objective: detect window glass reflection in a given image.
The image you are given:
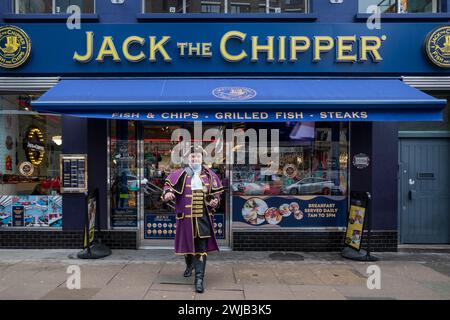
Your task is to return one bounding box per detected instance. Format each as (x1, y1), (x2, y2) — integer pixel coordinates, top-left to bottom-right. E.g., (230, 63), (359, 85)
(358, 0), (439, 13)
(144, 0), (308, 13)
(16, 0), (95, 13)
(231, 122), (349, 197)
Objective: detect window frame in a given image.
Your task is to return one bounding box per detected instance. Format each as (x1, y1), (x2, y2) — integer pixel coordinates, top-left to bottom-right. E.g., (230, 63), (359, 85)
(0, 93), (63, 229)
(358, 0), (441, 14)
(14, 0), (96, 14)
(141, 0), (309, 14)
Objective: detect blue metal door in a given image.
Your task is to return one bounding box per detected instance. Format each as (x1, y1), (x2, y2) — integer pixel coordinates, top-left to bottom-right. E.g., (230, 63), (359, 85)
(399, 138), (450, 244)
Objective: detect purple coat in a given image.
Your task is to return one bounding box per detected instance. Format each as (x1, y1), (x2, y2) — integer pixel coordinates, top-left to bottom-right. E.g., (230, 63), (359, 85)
(163, 167), (224, 255)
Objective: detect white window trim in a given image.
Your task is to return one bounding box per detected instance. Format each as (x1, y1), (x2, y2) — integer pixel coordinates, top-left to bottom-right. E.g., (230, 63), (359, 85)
(142, 0), (309, 14)
(14, 0), (96, 14)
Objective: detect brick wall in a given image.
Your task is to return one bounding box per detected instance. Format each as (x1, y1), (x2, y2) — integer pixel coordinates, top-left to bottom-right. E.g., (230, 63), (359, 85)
(0, 230), (137, 249)
(0, 230), (397, 251)
(232, 231), (398, 252)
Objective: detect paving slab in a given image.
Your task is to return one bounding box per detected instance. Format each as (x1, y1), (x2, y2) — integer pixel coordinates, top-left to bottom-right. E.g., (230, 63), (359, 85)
(386, 263), (450, 283)
(289, 285), (347, 300)
(0, 262), (45, 287)
(75, 264), (126, 289)
(243, 284), (295, 300)
(335, 274), (445, 300)
(106, 262), (162, 287)
(156, 274), (194, 285)
(0, 283), (57, 300)
(203, 264), (242, 291)
(41, 287), (101, 300)
(417, 281), (450, 299)
(334, 285), (398, 300)
(309, 265), (366, 286)
(272, 265), (324, 285)
(0, 250), (449, 300)
(149, 282), (196, 292)
(195, 289), (245, 300)
(89, 262), (159, 300)
(234, 264), (281, 285)
(144, 289), (196, 300)
(92, 284), (150, 300)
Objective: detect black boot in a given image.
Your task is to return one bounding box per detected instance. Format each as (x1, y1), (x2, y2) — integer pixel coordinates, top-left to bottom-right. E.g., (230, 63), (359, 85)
(183, 255), (194, 277)
(194, 254), (206, 293)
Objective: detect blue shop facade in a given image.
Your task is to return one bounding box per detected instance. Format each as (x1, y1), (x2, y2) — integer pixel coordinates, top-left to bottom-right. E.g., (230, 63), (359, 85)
(0, 0), (449, 250)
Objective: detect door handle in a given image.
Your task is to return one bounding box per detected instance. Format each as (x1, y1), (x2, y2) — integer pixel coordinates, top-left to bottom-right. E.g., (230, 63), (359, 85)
(408, 189), (417, 200)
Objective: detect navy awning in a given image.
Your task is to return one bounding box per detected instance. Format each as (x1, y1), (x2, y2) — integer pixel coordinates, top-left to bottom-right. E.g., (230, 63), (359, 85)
(32, 79), (446, 122)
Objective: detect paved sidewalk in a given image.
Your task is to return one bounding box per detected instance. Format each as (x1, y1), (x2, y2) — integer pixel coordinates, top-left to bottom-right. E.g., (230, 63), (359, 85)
(0, 249), (450, 300)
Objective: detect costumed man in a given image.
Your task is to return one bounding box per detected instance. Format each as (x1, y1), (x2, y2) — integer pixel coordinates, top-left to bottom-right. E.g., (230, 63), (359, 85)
(161, 145), (224, 293)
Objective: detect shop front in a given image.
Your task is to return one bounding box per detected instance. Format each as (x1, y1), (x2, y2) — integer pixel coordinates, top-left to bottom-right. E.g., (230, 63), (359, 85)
(0, 21), (448, 250)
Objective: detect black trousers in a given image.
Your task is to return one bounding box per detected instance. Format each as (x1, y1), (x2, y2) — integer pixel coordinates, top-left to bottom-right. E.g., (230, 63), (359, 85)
(193, 237), (208, 254)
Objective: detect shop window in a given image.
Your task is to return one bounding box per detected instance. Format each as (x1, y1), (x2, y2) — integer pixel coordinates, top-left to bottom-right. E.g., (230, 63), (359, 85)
(358, 0), (440, 13)
(268, 0), (308, 13)
(200, 1), (225, 13)
(0, 95), (62, 228)
(143, 0), (309, 13)
(109, 120), (138, 228)
(15, 0), (95, 14)
(231, 122), (349, 229)
(108, 121), (228, 231)
(231, 122), (349, 197)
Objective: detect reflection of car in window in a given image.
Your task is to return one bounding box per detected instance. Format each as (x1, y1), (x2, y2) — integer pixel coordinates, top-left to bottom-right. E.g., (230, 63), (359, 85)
(232, 181), (269, 195)
(282, 177), (340, 195)
(232, 173), (282, 195)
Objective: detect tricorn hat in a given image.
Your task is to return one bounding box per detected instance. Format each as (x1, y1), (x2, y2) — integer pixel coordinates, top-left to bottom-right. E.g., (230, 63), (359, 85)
(182, 144), (206, 158)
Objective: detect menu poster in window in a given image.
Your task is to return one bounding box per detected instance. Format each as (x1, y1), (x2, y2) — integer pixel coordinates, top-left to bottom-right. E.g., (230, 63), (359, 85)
(213, 213), (225, 239)
(60, 154), (88, 193)
(233, 195), (347, 228)
(344, 192), (368, 251)
(145, 214), (176, 239)
(0, 196), (62, 228)
(12, 205), (24, 227)
(111, 208), (138, 228)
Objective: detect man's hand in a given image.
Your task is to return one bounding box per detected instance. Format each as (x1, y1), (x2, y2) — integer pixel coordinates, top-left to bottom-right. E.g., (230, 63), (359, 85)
(164, 192), (175, 202)
(208, 198), (219, 208)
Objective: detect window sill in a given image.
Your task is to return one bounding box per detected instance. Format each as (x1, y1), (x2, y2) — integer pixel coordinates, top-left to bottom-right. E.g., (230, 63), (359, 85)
(137, 13), (317, 22)
(2, 13), (99, 22)
(355, 13), (450, 21)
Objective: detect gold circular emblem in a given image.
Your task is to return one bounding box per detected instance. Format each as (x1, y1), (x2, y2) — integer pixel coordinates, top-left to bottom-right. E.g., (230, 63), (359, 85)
(19, 161), (34, 177)
(0, 25), (31, 69)
(425, 25), (450, 68)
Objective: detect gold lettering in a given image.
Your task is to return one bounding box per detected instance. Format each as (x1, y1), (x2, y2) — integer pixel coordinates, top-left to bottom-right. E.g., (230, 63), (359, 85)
(336, 36), (357, 62)
(74, 31), (94, 63)
(122, 36), (145, 62)
(278, 36), (286, 62)
(251, 36), (274, 62)
(177, 42), (188, 57)
(313, 36), (334, 62)
(96, 36), (121, 62)
(220, 31), (247, 62)
(188, 43), (201, 56)
(290, 36), (311, 62)
(360, 36), (383, 62)
(202, 43), (212, 57)
(149, 36), (172, 62)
